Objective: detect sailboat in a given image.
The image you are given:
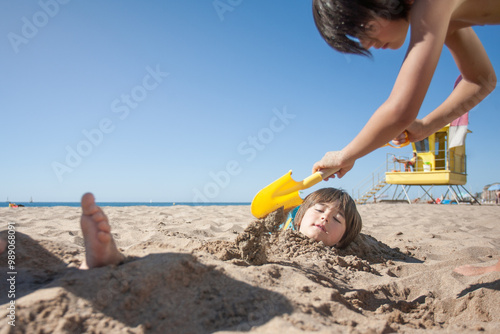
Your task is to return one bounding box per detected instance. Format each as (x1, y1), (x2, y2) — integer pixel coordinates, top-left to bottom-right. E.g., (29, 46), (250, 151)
(30, 196), (33, 203)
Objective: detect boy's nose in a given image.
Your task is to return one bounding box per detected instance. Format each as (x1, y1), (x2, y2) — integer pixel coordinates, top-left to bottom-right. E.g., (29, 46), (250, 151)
(359, 38), (373, 49)
(361, 39), (375, 50)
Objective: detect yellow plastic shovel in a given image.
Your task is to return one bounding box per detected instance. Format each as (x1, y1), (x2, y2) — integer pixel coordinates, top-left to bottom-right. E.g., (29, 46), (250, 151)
(251, 168), (338, 218)
(251, 132), (411, 218)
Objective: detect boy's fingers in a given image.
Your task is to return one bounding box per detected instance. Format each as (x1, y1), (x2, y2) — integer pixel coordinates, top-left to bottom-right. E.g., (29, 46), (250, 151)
(312, 162), (322, 174)
(391, 133), (406, 145)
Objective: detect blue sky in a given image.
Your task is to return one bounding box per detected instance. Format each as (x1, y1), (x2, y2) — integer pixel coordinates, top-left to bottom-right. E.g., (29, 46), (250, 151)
(1, 0), (499, 203)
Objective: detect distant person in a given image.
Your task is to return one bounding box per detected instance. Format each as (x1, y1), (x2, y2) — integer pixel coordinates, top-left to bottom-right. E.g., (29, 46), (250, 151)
(311, 0), (498, 180)
(393, 152), (417, 172)
(496, 190), (500, 205)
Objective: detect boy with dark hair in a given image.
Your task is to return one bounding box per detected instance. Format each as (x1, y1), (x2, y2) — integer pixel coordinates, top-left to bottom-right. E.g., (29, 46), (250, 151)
(311, 0), (498, 180)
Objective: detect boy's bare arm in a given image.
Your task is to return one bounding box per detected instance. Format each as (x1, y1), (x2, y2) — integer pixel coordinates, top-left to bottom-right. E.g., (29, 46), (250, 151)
(416, 27), (496, 140)
(320, 0), (455, 172)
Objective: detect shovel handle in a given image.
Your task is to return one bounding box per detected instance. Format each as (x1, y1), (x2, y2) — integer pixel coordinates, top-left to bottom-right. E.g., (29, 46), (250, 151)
(317, 168), (339, 180)
(302, 168), (339, 189)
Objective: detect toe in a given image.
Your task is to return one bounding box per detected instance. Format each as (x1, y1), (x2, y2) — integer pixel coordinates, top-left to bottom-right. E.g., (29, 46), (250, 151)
(97, 220), (111, 233)
(97, 230), (111, 243)
(91, 210), (107, 223)
(81, 193), (99, 216)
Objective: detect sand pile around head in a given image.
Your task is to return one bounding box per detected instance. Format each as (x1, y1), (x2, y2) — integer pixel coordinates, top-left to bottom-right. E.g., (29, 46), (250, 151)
(198, 207), (405, 272)
(197, 207), (285, 265)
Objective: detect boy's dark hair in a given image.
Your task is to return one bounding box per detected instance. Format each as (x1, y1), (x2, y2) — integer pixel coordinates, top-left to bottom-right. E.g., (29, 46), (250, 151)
(293, 188), (362, 249)
(312, 0), (412, 56)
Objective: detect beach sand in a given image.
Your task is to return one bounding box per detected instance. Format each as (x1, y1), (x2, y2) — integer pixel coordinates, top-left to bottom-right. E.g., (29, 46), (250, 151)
(1, 203), (499, 333)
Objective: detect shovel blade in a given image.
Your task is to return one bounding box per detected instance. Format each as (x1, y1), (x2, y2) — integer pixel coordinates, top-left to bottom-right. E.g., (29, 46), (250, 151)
(251, 170), (319, 218)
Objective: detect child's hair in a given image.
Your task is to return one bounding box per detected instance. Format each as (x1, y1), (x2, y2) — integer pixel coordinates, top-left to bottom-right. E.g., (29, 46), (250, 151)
(312, 0), (412, 56)
(292, 188), (362, 249)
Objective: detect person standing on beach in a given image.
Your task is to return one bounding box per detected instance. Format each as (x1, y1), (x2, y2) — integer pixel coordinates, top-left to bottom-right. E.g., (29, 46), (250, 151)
(310, 0), (498, 179)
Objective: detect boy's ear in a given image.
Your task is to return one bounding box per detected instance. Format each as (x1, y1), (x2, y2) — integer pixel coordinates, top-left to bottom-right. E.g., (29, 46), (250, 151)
(364, 20), (381, 35)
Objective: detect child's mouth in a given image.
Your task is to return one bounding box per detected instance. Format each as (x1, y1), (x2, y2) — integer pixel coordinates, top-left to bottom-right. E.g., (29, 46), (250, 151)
(314, 224), (326, 233)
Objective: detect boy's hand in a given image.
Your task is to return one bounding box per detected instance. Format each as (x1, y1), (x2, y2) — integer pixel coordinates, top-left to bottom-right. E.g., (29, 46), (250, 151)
(312, 151), (354, 180)
(392, 119), (425, 145)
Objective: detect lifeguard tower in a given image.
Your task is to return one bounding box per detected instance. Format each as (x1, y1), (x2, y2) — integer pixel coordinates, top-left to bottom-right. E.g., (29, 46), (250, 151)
(354, 124), (477, 204)
(382, 124), (478, 204)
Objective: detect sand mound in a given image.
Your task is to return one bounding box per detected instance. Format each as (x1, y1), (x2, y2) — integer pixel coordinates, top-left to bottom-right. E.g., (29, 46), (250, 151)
(1, 204), (499, 333)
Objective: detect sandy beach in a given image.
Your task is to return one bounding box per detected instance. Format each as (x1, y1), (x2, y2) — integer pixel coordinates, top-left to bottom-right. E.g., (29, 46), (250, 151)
(1, 202), (499, 333)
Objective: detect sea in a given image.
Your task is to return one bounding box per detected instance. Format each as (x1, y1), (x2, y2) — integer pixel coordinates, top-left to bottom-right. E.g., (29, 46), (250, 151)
(1, 202), (250, 208)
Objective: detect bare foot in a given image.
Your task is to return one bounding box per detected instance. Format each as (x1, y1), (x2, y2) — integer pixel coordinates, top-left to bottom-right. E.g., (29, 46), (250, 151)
(80, 193), (124, 269)
(454, 259), (500, 276)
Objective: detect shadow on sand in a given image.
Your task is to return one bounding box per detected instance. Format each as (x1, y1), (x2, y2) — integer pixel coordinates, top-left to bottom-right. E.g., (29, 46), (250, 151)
(457, 278), (500, 298)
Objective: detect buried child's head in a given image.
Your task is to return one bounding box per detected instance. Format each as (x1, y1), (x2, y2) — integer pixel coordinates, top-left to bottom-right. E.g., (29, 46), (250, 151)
(292, 188), (362, 248)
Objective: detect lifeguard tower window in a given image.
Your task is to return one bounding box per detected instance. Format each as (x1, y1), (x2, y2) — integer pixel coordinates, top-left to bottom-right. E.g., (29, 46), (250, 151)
(414, 139), (429, 152)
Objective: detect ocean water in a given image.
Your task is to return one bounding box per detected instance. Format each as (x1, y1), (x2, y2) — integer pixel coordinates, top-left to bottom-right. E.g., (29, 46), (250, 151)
(1, 202), (250, 208)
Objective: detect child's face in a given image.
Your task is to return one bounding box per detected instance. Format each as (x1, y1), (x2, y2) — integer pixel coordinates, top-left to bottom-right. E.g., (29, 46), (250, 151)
(298, 201), (346, 247)
(358, 17), (409, 50)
